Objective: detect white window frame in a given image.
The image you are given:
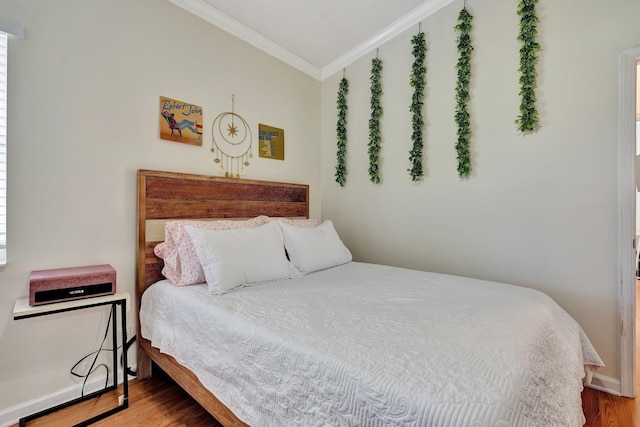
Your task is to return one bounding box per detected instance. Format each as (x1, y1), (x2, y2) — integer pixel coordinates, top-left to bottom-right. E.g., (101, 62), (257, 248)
(0, 31), (8, 265)
(0, 22), (24, 266)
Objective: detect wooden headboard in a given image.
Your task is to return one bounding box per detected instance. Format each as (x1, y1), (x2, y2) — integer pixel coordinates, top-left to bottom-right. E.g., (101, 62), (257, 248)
(136, 169), (310, 308)
(136, 170), (309, 425)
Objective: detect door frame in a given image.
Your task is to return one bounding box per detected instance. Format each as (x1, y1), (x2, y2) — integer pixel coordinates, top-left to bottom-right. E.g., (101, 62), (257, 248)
(619, 46), (639, 398)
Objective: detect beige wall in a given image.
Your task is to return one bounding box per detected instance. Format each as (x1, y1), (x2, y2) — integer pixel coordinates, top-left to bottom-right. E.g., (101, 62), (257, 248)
(0, 0), (320, 411)
(0, 0), (638, 415)
(321, 0), (640, 383)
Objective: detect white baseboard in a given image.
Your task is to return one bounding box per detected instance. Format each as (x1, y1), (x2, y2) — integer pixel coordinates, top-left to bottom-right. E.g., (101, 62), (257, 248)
(587, 373), (622, 396)
(0, 366), (135, 427)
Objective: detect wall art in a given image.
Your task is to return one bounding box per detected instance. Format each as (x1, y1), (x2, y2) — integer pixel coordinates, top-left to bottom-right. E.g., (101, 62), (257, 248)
(515, 0), (541, 133)
(454, 7), (473, 178)
(368, 56), (383, 184)
(335, 74), (349, 187)
(258, 124), (285, 160)
(211, 94), (252, 178)
(159, 96), (203, 146)
(408, 30), (426, 182)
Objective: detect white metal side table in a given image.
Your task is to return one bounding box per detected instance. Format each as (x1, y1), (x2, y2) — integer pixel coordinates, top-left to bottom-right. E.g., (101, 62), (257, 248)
(13, 292), (130, 426)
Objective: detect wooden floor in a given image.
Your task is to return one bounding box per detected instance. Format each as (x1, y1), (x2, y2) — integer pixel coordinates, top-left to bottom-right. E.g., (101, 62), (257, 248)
(12, 369), (640, 426)
(581, 280), (640, 426)
(15, 370), (220, 427)
(582, 290), (640, 427)
(582, 375), (639, 426)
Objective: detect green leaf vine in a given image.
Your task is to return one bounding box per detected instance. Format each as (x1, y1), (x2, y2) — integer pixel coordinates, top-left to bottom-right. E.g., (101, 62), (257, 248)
(454, 8), (473, 178)
(408, 31), (427, 182)
(335, 77), (349, 186)
(368, 57), (383, 184)
(516, 0), (540, 133)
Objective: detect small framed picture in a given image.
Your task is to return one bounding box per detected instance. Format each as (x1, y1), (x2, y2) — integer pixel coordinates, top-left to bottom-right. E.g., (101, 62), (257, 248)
(258, 123), (284, 160)
(159, 96), (203, 146)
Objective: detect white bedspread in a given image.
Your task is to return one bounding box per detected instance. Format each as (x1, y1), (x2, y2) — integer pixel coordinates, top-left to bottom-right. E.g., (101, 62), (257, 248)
(140, 262), (603, 427)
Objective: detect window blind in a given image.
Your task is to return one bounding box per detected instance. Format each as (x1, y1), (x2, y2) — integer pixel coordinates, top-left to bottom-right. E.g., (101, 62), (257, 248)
(0, 31), (7, 264)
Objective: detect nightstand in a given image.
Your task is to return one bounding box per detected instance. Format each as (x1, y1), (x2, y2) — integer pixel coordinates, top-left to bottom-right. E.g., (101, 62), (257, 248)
(13, 292), (130, 426)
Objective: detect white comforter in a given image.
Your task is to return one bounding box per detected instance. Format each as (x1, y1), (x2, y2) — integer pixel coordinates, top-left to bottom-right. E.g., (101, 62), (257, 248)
(140, 262), (603, 427)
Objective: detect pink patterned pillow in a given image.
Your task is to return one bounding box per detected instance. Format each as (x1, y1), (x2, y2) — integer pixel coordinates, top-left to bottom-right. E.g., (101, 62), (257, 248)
(269, 217), (318, 227)
(154, 216), (270, 286)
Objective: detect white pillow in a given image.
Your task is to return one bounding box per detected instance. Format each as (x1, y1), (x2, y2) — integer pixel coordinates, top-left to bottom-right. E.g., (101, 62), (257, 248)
(278, 220), (352, 274)
(185, 221), (298, 294)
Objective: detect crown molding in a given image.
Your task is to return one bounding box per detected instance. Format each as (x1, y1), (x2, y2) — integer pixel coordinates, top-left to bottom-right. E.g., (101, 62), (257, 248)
(168, 0), (321, 80)
(168, 0), (454, 82)
(320, 0), (454, 80)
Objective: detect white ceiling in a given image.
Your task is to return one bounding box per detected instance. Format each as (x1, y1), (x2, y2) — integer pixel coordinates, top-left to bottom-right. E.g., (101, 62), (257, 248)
(169, 0), (454, 80)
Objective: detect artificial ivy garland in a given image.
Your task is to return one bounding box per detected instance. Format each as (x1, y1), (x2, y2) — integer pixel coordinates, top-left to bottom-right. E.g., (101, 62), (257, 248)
(408, 31), (427, 182)
(335, 76), (349, 186)
(454, 8), (473, 178)
(516, 0), (540, 133)
(368, 57), (383, 184)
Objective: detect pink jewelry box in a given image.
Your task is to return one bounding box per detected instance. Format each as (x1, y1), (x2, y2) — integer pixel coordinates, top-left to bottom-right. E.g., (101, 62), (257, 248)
(29, 264), (116, 306)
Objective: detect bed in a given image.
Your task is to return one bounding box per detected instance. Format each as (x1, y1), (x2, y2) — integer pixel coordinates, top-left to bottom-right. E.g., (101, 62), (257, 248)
(136, 169), (604, 427)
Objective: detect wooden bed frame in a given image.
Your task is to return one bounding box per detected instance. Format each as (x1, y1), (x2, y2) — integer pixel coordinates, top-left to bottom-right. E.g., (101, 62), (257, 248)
(136, 169), (310, 427)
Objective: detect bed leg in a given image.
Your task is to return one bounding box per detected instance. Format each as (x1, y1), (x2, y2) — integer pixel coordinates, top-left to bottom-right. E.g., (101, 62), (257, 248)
(137, 347), (153, 379)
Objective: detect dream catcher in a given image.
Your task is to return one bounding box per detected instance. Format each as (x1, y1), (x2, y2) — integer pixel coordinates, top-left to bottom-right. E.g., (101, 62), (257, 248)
(211, 94), (252, 177)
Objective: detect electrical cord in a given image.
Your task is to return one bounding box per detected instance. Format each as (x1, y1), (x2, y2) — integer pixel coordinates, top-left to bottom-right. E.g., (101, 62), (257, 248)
(70, 310), (137, 395)
(121, 335), (137, 377)
(70, 309), (113, 396)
